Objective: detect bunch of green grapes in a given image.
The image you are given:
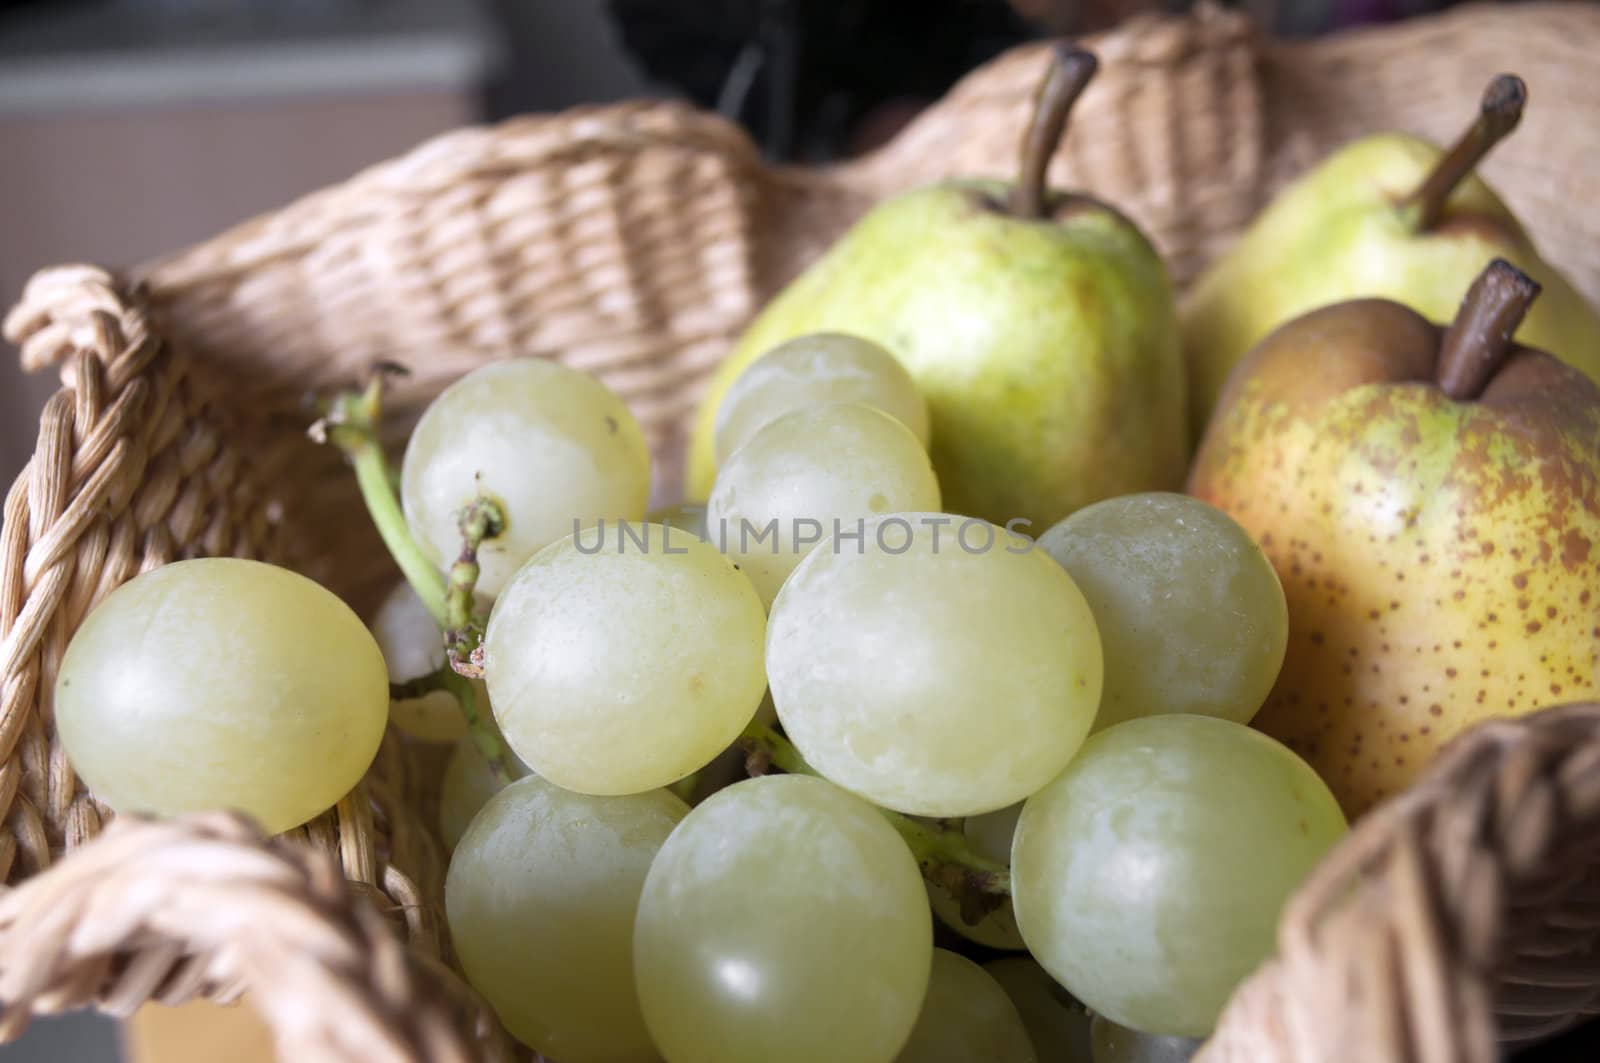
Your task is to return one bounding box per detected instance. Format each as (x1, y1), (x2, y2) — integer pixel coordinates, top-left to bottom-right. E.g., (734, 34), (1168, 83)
(52, 338), (1354, 1063)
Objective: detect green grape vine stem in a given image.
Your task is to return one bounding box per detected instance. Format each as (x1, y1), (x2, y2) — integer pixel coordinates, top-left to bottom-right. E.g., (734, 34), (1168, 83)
(444, 496), (506, 678)
(740, 721), (1011, 911)
(311, 373), (449, 626)
(392, 669), (512, 784)
(313, 371), (515, 781)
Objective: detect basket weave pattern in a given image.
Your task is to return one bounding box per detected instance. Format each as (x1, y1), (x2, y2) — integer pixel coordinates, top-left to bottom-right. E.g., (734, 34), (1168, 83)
(1, 5), (1599, 1060)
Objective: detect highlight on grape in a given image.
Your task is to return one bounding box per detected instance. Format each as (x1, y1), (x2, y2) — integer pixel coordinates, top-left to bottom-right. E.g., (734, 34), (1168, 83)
(571, 512), (1040, 556)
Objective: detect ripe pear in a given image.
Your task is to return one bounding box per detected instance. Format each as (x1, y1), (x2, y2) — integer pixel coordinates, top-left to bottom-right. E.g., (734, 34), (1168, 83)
(688, 45), (1186, 530)
(1189, 259), (1600, 817)
(1183, 74), (1600, 441)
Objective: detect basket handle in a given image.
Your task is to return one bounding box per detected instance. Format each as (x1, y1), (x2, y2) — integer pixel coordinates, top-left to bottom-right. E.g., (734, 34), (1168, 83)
(0, 811), (508, 1063)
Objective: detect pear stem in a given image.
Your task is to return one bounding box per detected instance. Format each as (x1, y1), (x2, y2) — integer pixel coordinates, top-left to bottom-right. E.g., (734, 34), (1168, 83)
(1008, 43), (1098, 219)
(1437, 259), (1541, 400)
(1398, 74), (1525, 233)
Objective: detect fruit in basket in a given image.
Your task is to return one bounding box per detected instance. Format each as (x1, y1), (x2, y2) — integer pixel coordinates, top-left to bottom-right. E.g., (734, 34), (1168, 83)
(371, 580), (488, 743)
(705, 402), (941, 606)
(446, 775), (687, 1062)
(927, 804), (1025, 950)
(688, 44), (1187, 529)
(438, 725), (532, 851)
(1089, 1016), (1201, 1063)
(1189, 259), (1600, 815)
(634, 774), (931, 1063)
(985, 958), (1093, 1063)
(1183, 73), (1600, 436)
(646, 499), (708, 539)
(1039, 493), (1288, 730)
(766, 515), (1102, 816)
(1011, 714), (1346, 1038)
(401, 358), (650, 598)
(54, 558), (388, 835)
(483, 522), (766, 796)
(895, 949), (1037, 1062)
(712, 332), (931, 465)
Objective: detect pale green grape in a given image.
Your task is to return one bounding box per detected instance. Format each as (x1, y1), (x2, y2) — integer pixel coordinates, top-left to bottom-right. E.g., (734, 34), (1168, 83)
(401, 358), (650, 597)
(484, 522), (766, 795)
(447, 776), (686, 1062)
(371, 580), (484, 743)
(1089, 1016), (1201, 1063)
(896, 950), (1036, 1063)
(707, 403), (941, 606)
(438, 729), (532, 851)
(646, 501), (708, 540)
(55, 558), (388, 834)
(767, 515), (1102, 816)
(985, 958), (1093, 1063)
(1012, 715), (1346, 1038)
(1038, 493), (1286, 730)
(634, 775), (931, 1063)
(928, 804), (1024, 950)
(714, 332), (930, 464)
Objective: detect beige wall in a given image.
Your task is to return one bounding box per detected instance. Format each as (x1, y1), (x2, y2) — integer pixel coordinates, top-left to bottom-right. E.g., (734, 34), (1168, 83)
(0, 90), (475, 487)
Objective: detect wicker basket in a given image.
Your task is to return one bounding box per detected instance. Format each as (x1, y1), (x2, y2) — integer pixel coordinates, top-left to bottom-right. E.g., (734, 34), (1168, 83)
(1, 4), (1598, 1061)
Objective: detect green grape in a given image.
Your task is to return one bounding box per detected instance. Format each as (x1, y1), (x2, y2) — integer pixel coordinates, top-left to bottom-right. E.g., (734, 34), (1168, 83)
(985, 958), (1093, 1063)
(767, 515), (1102, 816)
(646, 501), (707, 540)
(896, 949), (1036, 1063)
(55, 558), (388, 834)
(634, 775), (931, 1063)
(1037, 493), (1287, 730)
(1011, 715), (1346, 1038)
(438, 728), (532, 851)
(714, 332), (930, 465)
(371, 580), (487, 743)
(484, 522), (766, 795)
(1089, 1015), (1200, 1063)
(401, 358), (650, 598)
(447, 776), (686, 1062)
(928, 804), (1025, 950)
(706, 403), (941, 606)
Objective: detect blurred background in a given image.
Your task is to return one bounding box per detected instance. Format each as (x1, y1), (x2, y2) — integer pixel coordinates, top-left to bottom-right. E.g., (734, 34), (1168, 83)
(0, 0), (1474, 490)
(0, 0), (1578, 1060)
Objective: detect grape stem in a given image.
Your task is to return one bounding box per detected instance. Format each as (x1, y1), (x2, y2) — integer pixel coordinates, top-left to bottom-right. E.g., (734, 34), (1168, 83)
(312, 370), (512, 777)
(739, 721), (1012, 912)
(444, 496), (506, 678)
(309, 372), (450, 627)
(667, 770), (703, 805)
(391, 669), (515, 784)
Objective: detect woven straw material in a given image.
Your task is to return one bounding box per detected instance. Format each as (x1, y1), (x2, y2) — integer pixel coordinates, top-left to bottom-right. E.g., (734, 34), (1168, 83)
(1, 4), (1598, 1060)
(0, 811), (509, 1063)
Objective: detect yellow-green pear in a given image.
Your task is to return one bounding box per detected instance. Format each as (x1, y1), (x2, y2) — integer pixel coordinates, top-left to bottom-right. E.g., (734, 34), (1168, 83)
(688, 45), (1187, 530)
(1189, 260), (1600, 817)
(1183, 74), (1600, 440)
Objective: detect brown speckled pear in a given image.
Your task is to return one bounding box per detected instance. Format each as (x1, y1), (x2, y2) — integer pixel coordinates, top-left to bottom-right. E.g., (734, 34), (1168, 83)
(1189, 259), (1600, 817)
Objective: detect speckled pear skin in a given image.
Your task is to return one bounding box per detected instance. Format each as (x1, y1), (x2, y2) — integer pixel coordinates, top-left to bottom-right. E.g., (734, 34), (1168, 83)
(1181, 134), (1600, 439)
(688, 179), (1188, 530)
(1188, 298), (1600, 817)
